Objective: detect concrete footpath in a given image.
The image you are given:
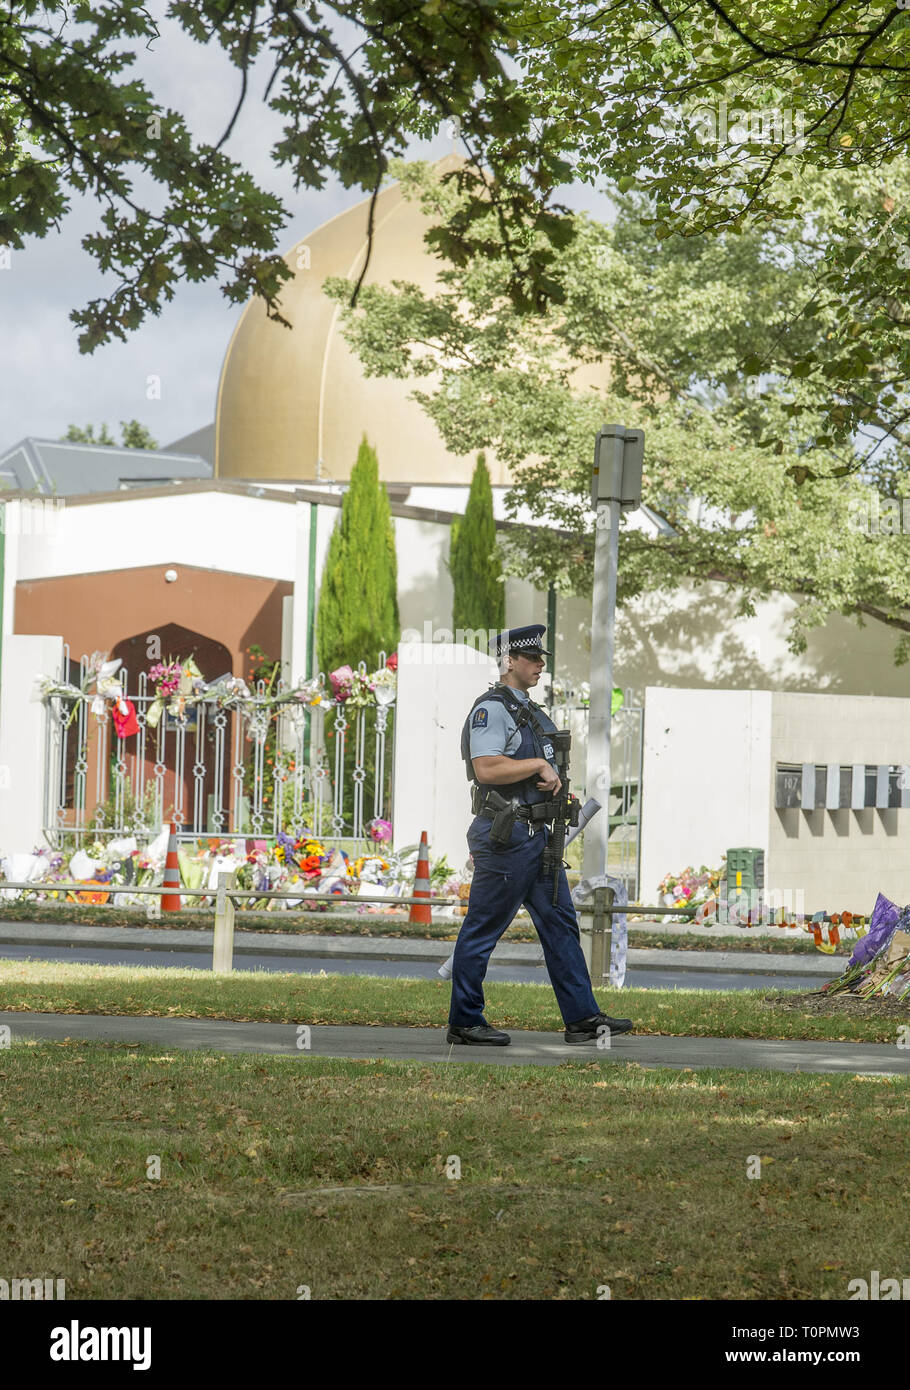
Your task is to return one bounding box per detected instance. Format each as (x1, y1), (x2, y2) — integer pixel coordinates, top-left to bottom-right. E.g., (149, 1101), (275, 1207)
(1, 1010), (906, 1075)
(0, 920), (844, 977)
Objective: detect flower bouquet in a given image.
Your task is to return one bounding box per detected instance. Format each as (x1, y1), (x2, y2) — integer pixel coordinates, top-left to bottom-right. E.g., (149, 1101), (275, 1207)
(657, 861), (725, 919)
(326, 665), (353, 701)
(146, 656), (203, 729)
(367, 818), (393, 844)
(824, 893), (910, 998)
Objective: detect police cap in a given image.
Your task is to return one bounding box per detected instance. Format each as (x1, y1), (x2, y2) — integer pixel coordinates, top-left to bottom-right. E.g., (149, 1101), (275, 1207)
(489, 624), (552, 659)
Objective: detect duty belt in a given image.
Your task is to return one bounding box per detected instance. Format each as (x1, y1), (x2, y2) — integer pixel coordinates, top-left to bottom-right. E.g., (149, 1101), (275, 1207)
(478, 804), (538, 823)
(477, 805), (546, 836)
(475, 792), (556, 830)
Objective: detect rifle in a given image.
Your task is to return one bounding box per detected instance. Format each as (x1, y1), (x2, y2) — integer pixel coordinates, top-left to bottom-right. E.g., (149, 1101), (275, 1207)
(540, 729), (580, 904)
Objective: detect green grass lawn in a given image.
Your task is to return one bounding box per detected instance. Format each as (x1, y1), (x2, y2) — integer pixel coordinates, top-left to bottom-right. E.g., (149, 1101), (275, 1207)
(0, 959), (903, 1042)
(0, 1042), (905, 1300)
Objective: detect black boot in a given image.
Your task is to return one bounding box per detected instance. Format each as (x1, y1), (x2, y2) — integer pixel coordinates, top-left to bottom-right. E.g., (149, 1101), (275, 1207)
(446, 1024), (511, 1046)
(564, 1012), (633, 1044)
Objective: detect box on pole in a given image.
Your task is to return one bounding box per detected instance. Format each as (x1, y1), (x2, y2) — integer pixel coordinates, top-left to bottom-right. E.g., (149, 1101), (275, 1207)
(591, 425), (644, 512)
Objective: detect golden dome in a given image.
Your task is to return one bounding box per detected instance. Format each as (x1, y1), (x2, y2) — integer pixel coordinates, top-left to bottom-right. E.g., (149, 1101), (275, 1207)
(215, 154), (511, 486)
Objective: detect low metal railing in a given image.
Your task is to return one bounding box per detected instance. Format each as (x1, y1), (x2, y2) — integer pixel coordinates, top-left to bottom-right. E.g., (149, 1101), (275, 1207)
(0, 876), (458, 973)
(576, 889), (697, 979)
(0, 876), (695, 980)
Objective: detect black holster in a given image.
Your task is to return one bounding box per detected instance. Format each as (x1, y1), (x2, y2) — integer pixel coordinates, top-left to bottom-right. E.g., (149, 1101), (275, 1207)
(473, 785), (521, 846)
(489, 797), (520, 847)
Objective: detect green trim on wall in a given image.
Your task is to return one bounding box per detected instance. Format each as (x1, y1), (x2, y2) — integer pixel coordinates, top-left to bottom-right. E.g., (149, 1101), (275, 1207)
(303, 502), (317, 771)
(306, 502), (317, 680)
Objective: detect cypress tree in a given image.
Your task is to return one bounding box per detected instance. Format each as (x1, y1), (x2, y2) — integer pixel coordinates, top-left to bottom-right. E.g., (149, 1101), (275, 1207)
(316, 437), (400, 674)
(450, 452), (505, 648)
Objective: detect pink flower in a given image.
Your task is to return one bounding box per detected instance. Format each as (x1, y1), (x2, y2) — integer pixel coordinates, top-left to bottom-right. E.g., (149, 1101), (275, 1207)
(368, 818), (393, 844)
(329, 665), (355, 701)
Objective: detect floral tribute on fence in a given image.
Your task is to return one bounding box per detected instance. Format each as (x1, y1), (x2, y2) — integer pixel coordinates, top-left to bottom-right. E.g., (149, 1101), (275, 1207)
(658, 862), (725, 913)
(657, 859), (871, 952)
(32, 651), (398, 732)
(0, 819), (465, 916)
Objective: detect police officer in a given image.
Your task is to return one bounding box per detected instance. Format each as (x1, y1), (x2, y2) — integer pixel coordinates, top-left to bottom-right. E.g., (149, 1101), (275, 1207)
(447, 624), (633, 1046)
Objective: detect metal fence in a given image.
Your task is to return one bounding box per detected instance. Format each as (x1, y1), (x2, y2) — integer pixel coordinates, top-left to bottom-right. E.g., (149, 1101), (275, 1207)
(43, 647), (395, 847)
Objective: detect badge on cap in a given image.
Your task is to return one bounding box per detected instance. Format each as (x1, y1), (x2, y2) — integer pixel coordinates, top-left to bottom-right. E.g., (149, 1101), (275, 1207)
(472, 708), (488, 728)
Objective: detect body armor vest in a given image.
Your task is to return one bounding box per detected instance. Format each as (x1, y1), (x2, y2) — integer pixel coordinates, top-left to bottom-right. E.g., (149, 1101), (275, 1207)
(460, 684), (559, 808)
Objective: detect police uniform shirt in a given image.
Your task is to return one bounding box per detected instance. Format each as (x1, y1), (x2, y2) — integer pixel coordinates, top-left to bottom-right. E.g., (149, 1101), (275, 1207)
(469, 688), (557, 768)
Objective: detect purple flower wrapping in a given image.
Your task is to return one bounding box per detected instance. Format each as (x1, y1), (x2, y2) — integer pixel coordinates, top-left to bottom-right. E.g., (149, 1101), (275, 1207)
(848, 891), (902, 968)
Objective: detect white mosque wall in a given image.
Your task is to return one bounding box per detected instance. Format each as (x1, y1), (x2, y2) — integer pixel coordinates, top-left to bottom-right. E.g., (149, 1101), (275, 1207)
(615, 580), (910, 698)
(393, 641), (498, 869)
(393, 513), (455, 642)
(10, 492), (298, 585)
(6, 488), (910, 705)
(0, 633), (63, 855)
(639, 687), (773, 904)
(1, 502), (21, 641)
(288, 495), (340, 684)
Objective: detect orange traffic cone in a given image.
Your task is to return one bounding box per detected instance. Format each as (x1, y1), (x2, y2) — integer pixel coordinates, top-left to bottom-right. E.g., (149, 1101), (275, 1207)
(161, 822), (182, 912)
(408, 831), (432, 925)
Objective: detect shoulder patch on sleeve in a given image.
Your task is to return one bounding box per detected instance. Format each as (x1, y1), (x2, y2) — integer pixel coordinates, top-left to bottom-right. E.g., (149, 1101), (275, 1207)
(472, 707), (488, 728)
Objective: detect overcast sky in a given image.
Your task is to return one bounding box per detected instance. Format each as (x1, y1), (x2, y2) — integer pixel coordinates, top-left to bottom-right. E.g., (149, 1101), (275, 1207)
(0, 6), (613, 454)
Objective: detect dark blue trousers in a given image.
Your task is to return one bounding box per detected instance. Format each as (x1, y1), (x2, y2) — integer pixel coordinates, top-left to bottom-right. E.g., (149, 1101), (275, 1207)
(448, 815), (600, 1028)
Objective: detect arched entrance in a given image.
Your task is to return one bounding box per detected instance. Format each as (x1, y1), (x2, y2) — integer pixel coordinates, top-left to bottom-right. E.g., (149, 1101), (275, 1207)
(111, 624), (236, 836)
(112, 623), (234, 687)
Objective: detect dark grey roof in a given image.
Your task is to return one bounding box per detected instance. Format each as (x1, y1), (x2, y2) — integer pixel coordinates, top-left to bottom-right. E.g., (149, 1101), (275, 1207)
(162, 422), (214, 465)
(0, 437), (213, 497)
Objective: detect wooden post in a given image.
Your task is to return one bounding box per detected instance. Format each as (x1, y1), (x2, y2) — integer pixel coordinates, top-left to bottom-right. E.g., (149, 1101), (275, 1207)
(590, 884), (614, 985)
(213, 872), (235, 974)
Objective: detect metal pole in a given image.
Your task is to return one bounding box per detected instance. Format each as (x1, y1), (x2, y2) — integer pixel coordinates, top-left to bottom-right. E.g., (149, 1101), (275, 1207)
(547, 582), (557, 705)
(582, 449), (622, 968)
